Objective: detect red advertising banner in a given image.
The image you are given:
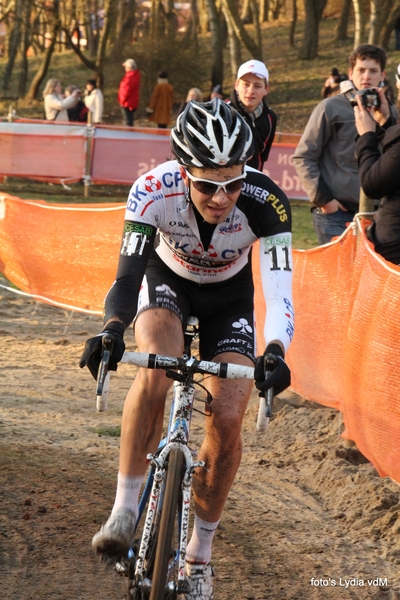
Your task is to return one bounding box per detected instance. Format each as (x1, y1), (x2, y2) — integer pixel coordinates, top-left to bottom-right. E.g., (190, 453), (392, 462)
(0, 120), (308, 199)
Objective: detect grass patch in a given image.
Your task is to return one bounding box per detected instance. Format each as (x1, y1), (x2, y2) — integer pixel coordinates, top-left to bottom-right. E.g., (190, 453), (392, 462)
(92, 425), (121, 438)
(291, 202), (318, 249)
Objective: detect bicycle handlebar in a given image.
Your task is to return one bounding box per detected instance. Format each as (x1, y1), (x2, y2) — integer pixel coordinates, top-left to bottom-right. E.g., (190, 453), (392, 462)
(96, 336), (276, 415)
(120, 352), (255, 379)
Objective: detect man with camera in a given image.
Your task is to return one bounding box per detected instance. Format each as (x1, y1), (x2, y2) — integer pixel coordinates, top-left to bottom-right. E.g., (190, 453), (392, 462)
(293, 44), (398, 245)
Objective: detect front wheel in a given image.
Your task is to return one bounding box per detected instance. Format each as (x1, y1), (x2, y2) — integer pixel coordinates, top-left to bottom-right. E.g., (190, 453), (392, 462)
(149, 448), (184, 600)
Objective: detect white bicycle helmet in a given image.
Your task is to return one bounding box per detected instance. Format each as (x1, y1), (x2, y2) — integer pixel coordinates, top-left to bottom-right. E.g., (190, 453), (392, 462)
(171, 98), (254, 168)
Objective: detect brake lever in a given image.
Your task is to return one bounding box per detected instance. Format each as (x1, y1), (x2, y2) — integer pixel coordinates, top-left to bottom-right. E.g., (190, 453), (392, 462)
(96, 334), (114, 396)
(264, 353), (276, 418)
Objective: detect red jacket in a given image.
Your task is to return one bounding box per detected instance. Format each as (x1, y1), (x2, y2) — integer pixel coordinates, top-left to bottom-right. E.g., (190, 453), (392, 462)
(117, 70), (140, 110)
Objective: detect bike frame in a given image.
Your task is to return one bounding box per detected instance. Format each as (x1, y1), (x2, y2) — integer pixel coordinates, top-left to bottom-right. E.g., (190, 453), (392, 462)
(95, 318), (272, 598)
(134, 379), (200, 591)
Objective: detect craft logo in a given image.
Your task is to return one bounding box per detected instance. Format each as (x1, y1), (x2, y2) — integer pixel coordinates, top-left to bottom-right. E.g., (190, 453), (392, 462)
(145, 175), (162, 193)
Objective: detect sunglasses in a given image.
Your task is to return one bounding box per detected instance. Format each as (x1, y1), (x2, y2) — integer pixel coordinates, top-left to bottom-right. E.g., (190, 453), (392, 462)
(186, 171), (246, 196)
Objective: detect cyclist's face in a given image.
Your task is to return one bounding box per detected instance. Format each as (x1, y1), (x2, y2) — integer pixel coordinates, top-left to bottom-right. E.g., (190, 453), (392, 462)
(180, 164), (244, 225)
(235, 73), (268, 112)
(349, 58), (385, 90)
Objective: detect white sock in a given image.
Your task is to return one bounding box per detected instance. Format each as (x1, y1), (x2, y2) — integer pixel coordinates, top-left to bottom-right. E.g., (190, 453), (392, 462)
(111, 472), (143, 518)
(186, 514), (220, 565)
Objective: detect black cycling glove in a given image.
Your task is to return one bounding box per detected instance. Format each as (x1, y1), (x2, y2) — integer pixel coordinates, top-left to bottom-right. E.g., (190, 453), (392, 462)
(79, 321), (126, 380)
(254, 343), (291, 397)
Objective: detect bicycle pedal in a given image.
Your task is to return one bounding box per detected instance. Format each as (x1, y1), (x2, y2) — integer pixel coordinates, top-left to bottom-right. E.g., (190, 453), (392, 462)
(114, 559), (129, 575)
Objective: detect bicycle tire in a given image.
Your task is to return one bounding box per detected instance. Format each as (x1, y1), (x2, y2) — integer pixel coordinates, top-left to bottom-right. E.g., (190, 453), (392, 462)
(149, 448), (184, 600)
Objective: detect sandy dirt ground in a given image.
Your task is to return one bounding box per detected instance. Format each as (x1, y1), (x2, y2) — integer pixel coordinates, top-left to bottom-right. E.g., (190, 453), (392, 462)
(2, 285), (400, 600)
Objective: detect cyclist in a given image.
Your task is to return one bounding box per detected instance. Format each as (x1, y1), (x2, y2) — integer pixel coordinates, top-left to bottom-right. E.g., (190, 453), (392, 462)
(80, 98), (294, 599)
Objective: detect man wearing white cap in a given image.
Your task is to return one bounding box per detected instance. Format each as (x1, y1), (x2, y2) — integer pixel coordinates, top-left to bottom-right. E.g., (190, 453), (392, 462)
(229, 59), (277, 171)
(118, 58), (141, 126)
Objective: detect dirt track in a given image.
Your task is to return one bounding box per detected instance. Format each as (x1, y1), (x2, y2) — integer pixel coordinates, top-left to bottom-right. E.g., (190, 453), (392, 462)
(2, 286), (400, 600)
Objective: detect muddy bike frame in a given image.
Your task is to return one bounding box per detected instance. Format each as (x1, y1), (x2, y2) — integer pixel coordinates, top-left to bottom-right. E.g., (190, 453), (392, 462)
(95, 317), (273, 599)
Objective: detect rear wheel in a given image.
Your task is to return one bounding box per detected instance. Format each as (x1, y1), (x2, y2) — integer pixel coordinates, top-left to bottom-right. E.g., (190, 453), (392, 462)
(149, 448), (184, 600)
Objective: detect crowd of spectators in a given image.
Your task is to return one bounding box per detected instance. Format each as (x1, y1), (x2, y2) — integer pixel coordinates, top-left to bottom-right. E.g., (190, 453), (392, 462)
(39, 46), (400, 265)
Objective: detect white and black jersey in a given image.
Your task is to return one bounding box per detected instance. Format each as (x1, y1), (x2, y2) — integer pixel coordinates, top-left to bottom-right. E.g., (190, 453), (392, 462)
(105, 160), (294, 358)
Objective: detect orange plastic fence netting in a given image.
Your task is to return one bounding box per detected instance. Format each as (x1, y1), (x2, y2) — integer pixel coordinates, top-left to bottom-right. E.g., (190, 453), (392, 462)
(2, 193), (400, 484)
(254, 217), (400, 482)
(0, 193), (125, 313)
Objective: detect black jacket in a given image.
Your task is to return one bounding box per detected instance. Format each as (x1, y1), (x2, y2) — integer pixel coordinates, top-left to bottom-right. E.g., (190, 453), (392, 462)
(229, 91), (277, 171)
(356, 124), (400, 264)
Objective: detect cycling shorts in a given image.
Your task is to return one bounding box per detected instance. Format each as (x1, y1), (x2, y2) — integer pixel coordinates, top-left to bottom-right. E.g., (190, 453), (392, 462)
(136, 252), (256, 363)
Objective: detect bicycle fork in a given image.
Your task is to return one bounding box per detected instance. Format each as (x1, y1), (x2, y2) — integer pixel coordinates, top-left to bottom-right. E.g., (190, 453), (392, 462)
(134, 379), (205, 594)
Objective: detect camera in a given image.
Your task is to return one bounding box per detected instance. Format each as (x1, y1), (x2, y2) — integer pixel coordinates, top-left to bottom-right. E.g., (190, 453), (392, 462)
(347, 88), (381, 109)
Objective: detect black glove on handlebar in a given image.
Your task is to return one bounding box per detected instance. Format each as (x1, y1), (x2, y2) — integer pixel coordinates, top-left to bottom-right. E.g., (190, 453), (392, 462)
(254, 343), (291, 396)
(79, 321), (126, 380)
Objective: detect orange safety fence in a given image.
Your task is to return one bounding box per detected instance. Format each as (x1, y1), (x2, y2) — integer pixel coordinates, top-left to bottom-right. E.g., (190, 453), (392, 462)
(254, 217), (400, 482)
(0, 193), (124, 313)
(1, 193), (400, 483)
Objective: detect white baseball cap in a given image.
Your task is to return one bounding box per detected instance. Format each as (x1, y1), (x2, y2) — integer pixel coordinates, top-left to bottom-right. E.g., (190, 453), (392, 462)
(237, 60), (269, 83)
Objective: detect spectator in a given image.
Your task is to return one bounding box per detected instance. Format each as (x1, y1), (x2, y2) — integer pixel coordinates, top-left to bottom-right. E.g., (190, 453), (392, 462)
(210, 84), (224, 100)
(65, 85), (89, 123)
(321, 67), (344, 99)
(228, 59), (277, 171)
(178, 87), (203, 115)
(293, 44), (398, 246)
(84, 78), (104, 123)
(354, 87), (400, 265)
(118, 59), (140, 127)
(146, 70), (174, 129)
(43, 79), (80, 122)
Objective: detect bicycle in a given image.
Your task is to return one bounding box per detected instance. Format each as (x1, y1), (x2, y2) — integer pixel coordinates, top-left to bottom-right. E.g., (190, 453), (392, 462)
(95, 316), (274, 600)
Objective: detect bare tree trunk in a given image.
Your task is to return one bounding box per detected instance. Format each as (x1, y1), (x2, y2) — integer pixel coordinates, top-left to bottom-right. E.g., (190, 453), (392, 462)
(269, 0), (285, 19)
(191, 0), (199, 49)
(94, 0), (118, 86)
(1, 0), (23, 90)
(150, 0), (164, 38)
(336, 0), (352, 40)
(289, 0), (297, 47)
(18, 0), (32, 97)
(259, 0), (269, 23)
(368, 0), (396, 45)
(205, 0), (224, 88)
(380, 2), (400, 48)
(197, 0), (210, 34)
(221, 0), (262, 59)
(165, 0), (177, 36)
(241, 0), (251, 22)
(250, 0), (262, 52)
(25, 23), (60, 100)
(222, 3), (241, 79)
(353, 0), (366, 47)
(369, 0), (383, 44)
(111, 0), (136, 59)
(299, 0), (328, 59)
